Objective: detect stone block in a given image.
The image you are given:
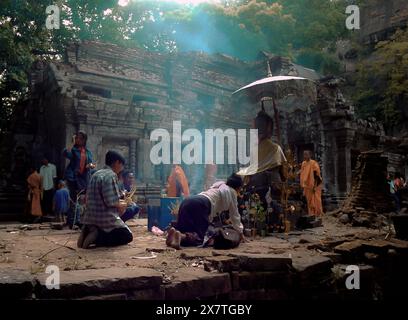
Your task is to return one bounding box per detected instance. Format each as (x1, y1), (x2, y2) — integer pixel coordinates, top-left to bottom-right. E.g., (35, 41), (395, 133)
(75, 293), (128, 300)
(292, 254), (333, 279)
(231, 271), (291, 290)
(364, 239), (408, 255)
(180, 250), (214, 260)
(334, 240), (366, 262)
(35, 267), (162, 299)
(247, 289), (289, 300)
(230, 289), (288, 300)
(164, 268), (231, 300)
(321, 252), (343, 264)
(130, 286), (165, 300)
(0, 269), (35, 299)
(228, 290), (247, 300)
(204, 256), (240, 273)
(228, 253), (292, 272)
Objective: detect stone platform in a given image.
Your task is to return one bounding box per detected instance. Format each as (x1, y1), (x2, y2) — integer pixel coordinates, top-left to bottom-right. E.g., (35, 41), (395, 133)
(1, 217), (408, 300)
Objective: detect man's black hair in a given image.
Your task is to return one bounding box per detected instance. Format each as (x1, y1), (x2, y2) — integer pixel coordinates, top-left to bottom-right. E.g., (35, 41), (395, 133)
(105, 150), (126, 166)
(226, 173), (243, 190)
(77, 131), (88, 145)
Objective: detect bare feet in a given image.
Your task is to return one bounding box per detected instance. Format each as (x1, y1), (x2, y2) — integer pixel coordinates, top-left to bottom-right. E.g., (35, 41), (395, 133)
(173, 230), (181, 250)
(166, 227), (176, 247)
(82, 225), (99, 249)
(77, 226), (88, 248)
(166, 227), (181, 250)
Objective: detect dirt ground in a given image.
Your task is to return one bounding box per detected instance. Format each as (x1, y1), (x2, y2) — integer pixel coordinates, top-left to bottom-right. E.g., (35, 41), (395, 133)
(0, 216), (390, 282)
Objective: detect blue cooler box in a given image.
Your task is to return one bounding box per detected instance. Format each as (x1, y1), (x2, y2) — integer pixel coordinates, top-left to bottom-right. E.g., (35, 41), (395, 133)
(147, 197), (180, 231)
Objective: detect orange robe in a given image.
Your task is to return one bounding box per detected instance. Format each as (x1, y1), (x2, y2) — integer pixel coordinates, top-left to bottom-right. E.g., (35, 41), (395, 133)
(27, 171), (43, 217)
(167, 165), (190, 197)
(300, 159), (323, 216)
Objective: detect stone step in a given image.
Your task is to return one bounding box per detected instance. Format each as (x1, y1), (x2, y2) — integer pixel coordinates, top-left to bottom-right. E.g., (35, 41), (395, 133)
(291, 253), (333, 282)
(0, 269), (35, 299)
(164, 268), (231, 300)
(231, 271), (291, 291)
(35, 267), (163, 299)
(227, 253), (292, 272)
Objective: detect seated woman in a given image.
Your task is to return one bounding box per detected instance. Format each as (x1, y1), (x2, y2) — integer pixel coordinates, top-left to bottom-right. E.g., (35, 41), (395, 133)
(118, 171), (140, 221)
(166, 173), (244, 249)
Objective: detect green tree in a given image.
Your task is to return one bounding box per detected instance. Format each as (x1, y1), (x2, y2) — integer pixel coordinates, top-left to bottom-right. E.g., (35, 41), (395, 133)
(353, 28), (408, 130)
(0, 0), (128, 133)
(0, 0), (351, 135)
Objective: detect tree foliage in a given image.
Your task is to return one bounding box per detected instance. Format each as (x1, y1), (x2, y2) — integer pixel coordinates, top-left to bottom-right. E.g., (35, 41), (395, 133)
(0, 0), (351, 133)
(353, 28), (408, 130)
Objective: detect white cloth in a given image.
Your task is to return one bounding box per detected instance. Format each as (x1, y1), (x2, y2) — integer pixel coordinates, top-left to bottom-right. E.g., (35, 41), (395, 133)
(199, 181), (243, 233)
(237, 139), (286, 176)
(39, 163), (57, 191)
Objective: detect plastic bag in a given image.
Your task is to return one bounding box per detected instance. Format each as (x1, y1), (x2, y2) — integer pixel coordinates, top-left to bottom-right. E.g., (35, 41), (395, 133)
(152, 226), (164, 236)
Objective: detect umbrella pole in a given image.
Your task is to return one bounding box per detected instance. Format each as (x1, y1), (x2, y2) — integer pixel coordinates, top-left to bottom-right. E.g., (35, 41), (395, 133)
(272, 97), (281, 144)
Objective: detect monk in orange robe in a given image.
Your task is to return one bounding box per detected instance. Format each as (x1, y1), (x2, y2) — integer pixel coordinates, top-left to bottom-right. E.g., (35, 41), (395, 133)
(300, 150), (323, 216)
(27, 167), (43, 217)
(166, 165), (190, 197)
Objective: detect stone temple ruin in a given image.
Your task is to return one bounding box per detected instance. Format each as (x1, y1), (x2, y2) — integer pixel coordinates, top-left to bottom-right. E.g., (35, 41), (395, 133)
(6, 41), (407, 218)
(2, 1), (408, 302)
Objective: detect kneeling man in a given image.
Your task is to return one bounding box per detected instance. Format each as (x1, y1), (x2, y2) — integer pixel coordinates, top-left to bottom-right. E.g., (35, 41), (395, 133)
(78, 150), (132, 249)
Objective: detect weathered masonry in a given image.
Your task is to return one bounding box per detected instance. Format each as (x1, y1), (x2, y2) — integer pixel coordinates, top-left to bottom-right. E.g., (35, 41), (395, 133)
(12, 41), (406, 200)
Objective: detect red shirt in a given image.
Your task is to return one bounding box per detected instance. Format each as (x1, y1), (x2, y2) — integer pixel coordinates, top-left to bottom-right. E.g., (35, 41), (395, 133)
(79, 147), (86, 174)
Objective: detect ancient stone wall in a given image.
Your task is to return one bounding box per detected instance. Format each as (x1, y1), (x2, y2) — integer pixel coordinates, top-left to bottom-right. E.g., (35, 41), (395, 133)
(2, 240), (408, 300)
(360, 0), (408, 45)
(12, 41), (403, 200)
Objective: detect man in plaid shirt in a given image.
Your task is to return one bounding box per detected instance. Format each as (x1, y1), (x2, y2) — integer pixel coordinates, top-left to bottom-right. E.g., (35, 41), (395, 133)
(77, 150), (132, 249)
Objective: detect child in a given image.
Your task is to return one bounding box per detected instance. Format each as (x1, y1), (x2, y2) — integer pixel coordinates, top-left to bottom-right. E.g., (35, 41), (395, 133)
(53, 180), (70, 223)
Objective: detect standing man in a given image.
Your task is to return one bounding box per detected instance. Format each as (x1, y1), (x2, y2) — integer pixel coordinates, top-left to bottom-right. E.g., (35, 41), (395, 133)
(77, 150), (132, 249)
(39, 156), (57, 216)
(300, 150), (323, 216)
(63, 131), (95, 200)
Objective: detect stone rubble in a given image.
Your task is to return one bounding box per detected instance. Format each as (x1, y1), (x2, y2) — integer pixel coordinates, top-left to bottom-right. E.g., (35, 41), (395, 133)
(1, 217), (408, 300)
